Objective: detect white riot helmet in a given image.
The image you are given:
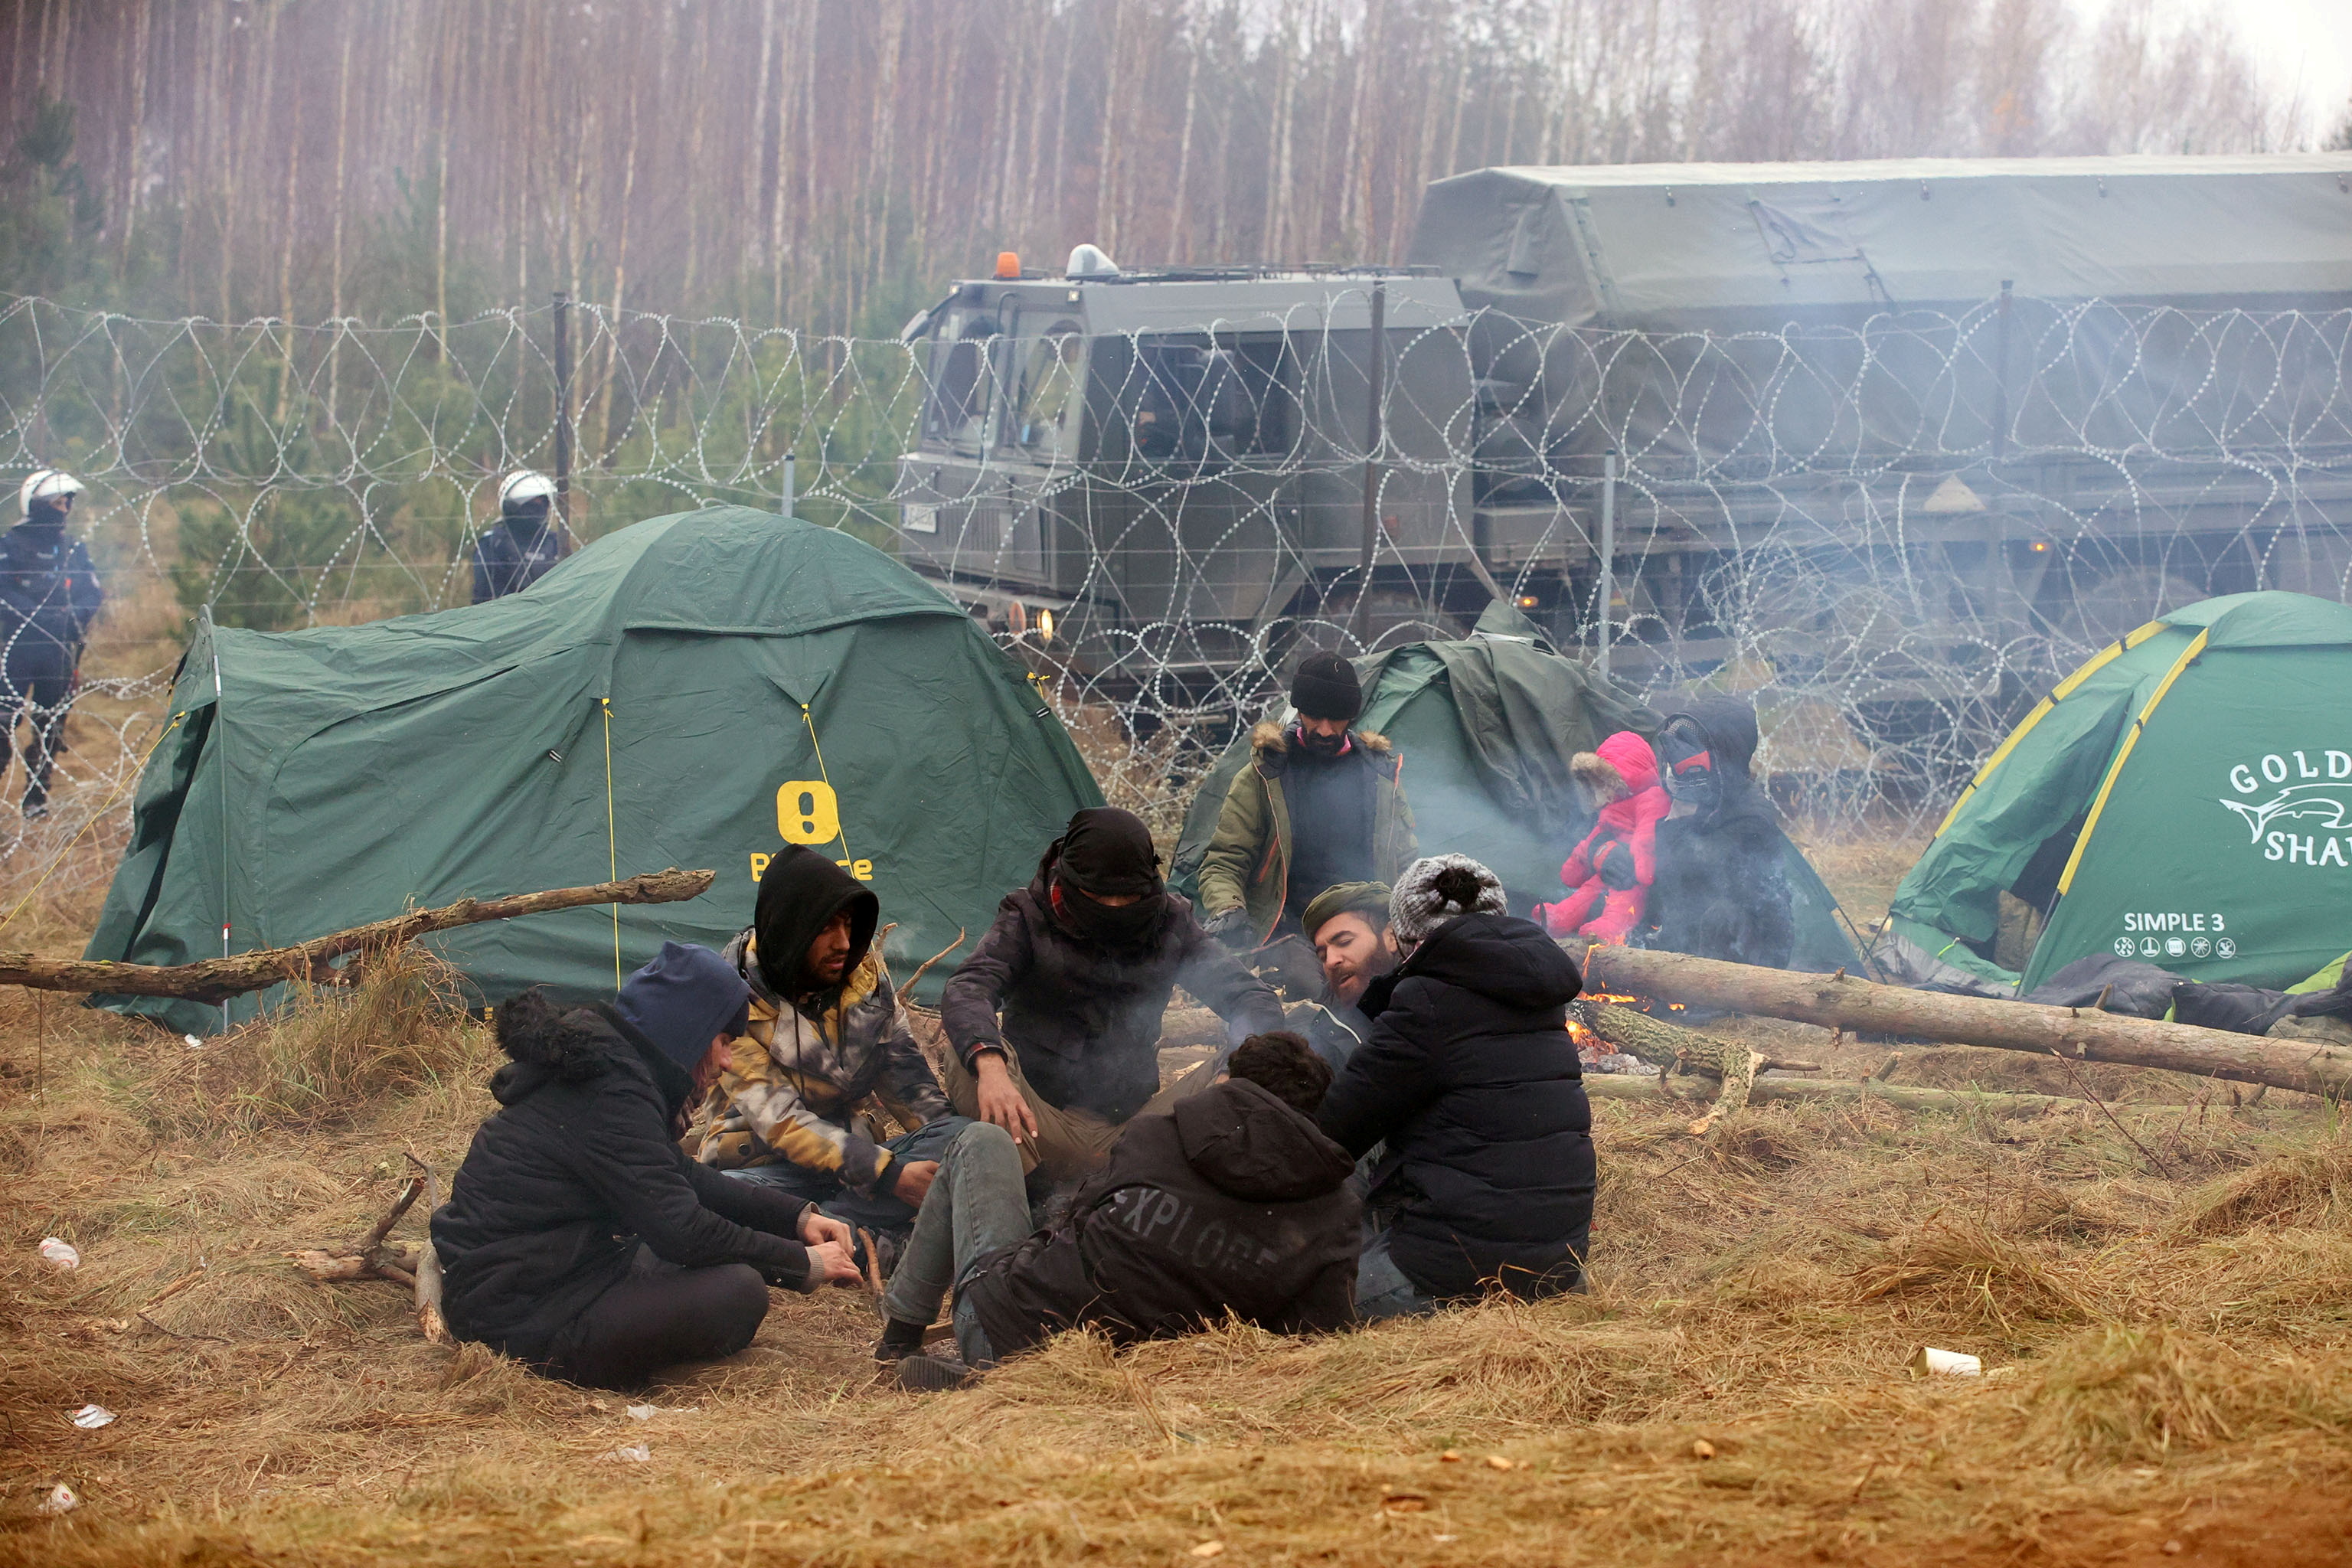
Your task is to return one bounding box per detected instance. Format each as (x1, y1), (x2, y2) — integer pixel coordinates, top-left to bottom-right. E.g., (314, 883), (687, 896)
(19, 469), (83, 517)
(497, 469), (557, 513)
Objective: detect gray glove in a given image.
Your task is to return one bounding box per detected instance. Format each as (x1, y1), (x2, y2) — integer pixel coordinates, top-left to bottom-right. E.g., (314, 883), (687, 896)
(1200, 906), (1253, 947)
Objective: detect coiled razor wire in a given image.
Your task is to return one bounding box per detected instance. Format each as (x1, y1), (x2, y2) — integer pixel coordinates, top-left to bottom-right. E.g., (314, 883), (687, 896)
(0, 289), (2347, 897)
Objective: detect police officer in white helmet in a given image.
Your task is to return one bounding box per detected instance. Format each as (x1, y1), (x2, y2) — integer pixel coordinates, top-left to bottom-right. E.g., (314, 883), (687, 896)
(471, 469), (570, 603)
(0, 469), (103, 816)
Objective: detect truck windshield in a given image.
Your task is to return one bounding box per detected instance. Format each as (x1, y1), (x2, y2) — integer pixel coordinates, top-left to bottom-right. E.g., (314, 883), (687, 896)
(1010, 328), (1084, 459)
(920, 312), (1001, 453)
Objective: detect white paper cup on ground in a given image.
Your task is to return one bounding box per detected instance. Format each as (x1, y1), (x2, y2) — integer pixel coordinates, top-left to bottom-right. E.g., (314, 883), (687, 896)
(1912, 1345), (1983, 1377)
(38, 1238), (79, 1270)
(70, 1404), (116, 1429)
(37, 1483), (77, 1514)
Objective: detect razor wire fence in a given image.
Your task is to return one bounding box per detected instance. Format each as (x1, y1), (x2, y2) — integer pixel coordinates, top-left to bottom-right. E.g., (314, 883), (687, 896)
(1, 289), (2348, 906)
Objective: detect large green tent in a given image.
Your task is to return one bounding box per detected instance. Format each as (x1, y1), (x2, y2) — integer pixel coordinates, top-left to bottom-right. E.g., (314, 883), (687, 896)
(1171, 605), (1859, 972)
(87, 508), (1101, 1033)
(1884, 592), (2352, 995)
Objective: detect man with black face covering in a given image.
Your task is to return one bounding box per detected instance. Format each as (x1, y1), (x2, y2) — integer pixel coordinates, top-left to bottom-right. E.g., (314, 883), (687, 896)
(0, 469), (103, 817)
(940, 807), (1285, 1181)
(686, 845), (968, 1259)
(1644, 695), (1795, 970)
(1198, 651), (1416, 997)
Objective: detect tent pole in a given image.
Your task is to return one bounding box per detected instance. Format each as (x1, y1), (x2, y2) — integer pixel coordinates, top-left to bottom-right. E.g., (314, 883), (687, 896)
(782, 451), (796, 519)
(205, 609), (227, 1032)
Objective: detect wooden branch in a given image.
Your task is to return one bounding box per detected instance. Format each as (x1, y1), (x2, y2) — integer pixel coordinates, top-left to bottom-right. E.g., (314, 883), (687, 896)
(1575, 942), (2352, 1101)
(1582, 1070), (2081, 1116)
(1, 867), (714, 1003)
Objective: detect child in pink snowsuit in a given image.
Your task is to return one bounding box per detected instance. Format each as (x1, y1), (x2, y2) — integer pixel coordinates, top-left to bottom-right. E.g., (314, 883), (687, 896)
(1534, 730), (1671, 944)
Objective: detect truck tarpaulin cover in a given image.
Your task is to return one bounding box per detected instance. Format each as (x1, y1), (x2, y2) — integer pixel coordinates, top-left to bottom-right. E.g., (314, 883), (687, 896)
(85, 508), (1102, 1033)
(1407, 153), (2352, 467)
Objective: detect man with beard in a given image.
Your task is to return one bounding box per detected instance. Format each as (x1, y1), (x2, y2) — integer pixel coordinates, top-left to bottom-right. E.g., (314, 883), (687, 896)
(1295, 880), (1399, 1073)
(940, 807), (1285, 1181)
(1197, 652), (1417, 997)
(688, 845), (967, 1272)
(1318, 855), (1593, 1318)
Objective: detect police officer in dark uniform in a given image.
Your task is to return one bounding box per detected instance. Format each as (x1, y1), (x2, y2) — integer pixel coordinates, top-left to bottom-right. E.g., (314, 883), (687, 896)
(0, 469), (103, 817)
(471, 469), (570, 603)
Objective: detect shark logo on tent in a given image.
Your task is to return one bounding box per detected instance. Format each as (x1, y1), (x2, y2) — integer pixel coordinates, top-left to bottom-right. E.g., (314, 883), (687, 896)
(2220, 784), (2352, 843)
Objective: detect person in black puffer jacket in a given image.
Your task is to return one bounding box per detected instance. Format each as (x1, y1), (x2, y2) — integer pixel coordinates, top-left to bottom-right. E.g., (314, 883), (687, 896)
(1317, 854), (1593, 1315)
(432, 942), (861, 1390)
(939, 807), (1285, 1181)
(1643, 695), (1794, 970)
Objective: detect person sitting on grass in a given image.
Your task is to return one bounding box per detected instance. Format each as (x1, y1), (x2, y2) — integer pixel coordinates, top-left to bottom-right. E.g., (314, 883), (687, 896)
(874, 1030), (1362, 1390)
(432, 942), (863, 1391)
(1295, 880), (1400, 1072)
(1318, 855), (1595, 1320)
(689, 845), (967, 1276)
(939, 806), (1285, 1183)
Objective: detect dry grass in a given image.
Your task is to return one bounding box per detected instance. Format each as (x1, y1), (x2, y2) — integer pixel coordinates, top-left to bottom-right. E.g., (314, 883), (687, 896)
(5, 836), (2352, 1563)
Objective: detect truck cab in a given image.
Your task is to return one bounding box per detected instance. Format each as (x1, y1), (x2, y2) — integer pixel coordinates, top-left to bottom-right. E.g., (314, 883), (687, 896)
(894, 254), (1473, 688)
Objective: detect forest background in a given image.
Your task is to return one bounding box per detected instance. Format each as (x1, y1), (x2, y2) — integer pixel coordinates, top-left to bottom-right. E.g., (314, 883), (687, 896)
(0, 0), (2348, 635)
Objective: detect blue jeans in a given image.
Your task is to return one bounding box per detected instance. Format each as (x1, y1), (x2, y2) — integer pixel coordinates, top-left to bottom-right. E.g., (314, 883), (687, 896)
(1354, 1223), (1441, 1321)
(724, 1116), (972, 1236)
(880, 1121), (1034, 1367)
(1356, 1217), (1591, 1318)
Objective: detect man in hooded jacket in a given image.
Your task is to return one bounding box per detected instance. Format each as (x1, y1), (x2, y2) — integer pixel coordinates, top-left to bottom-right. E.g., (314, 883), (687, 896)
(875, 1030), (1361, 1388)
(940, 807), (1285, 1181)
(690, 845), (965, 1253)
(1642, 695), (1794, 971)
(1318, 854), (1594, 1318)
(432, 942), (861, 1390)
(1197, 652), (1417, 995)
(0, 469), (103, 816)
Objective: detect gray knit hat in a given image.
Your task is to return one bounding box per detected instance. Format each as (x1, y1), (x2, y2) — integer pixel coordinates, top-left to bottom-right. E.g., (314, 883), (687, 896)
(1388, 854), (1508, 948)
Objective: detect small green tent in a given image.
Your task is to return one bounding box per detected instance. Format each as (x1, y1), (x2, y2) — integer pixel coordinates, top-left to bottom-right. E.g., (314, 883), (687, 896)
(1885, 591), (2352, 995)
(1171, 606), (1858, 972)
(87, 508), (1102, 1033)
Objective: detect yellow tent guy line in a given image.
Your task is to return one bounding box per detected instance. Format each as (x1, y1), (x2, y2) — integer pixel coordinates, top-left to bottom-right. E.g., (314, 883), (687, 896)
(0, 710), (187, 938)
(800, 703), (853, 862)
(601, 697), (620, 991)
(2056, 627), (2210, 897)
(1931, 617), (2169, 839)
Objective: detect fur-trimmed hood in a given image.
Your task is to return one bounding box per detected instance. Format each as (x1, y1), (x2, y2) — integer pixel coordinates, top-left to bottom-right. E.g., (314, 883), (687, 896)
(488, 990), (691, 1115)
(1250, 719), (1393, 772)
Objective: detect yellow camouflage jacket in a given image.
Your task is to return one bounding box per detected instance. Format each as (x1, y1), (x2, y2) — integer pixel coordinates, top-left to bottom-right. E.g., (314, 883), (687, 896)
(685, 931), (949, 1195)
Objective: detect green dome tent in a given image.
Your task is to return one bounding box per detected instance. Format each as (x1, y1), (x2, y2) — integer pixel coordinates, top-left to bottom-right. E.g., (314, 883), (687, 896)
(87, 508), (1101, 1034)
(1884, 592), (2352, 996)
(1170, 604), (1858, 972)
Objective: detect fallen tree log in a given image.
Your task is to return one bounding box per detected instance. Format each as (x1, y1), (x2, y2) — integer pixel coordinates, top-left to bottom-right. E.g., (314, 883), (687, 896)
(1576, 941), (2352, 1100)
(1582, 1070), (2082, 1116)
(0, 867), (714, 1003)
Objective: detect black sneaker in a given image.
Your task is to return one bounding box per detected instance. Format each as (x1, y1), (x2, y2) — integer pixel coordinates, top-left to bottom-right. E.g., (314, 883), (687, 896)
(873, 1318), (929, 1363)
(894, 1354), (974, 1391)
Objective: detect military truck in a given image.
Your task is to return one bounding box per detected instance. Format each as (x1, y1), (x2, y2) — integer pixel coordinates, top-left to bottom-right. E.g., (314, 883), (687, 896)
(896, 153), (2352, 734)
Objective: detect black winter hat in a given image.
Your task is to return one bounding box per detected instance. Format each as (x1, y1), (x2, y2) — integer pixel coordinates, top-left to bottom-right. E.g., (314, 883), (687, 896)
(1290, 651), (1362, 721)
(614, 942), (753, 1071)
